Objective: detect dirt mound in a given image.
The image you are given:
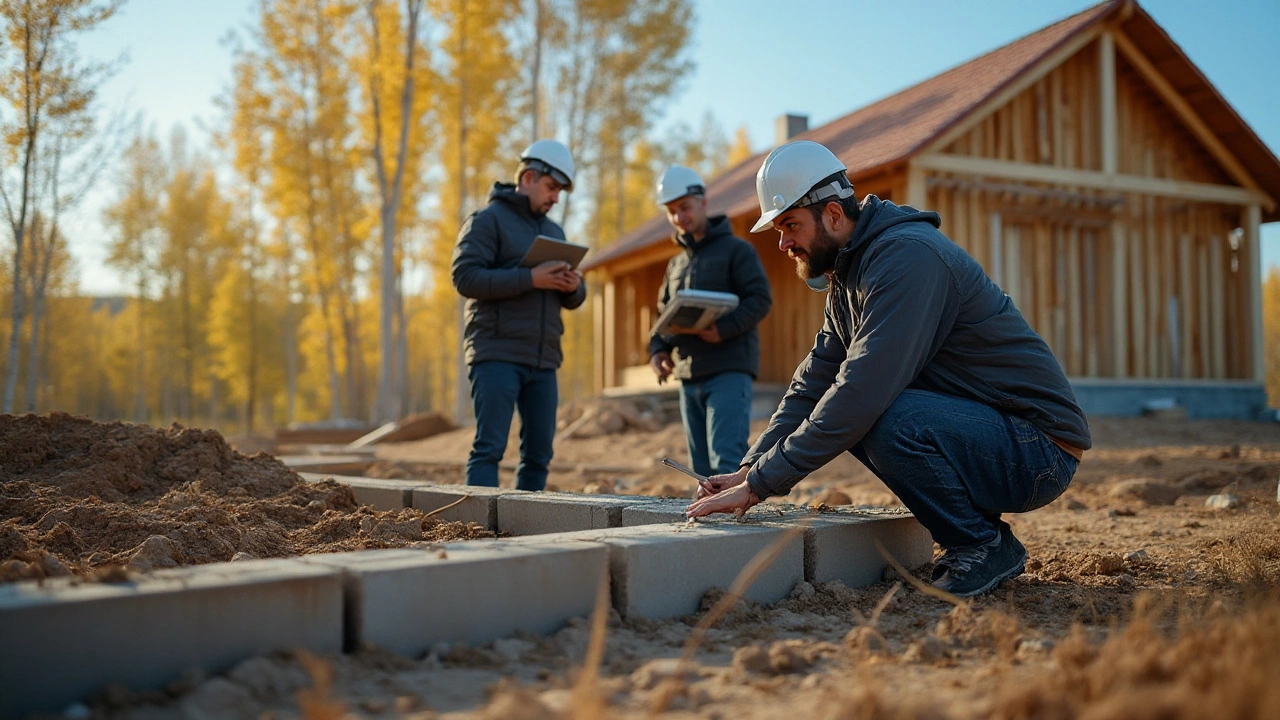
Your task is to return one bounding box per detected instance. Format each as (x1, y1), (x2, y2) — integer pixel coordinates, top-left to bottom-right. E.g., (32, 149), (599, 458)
(0, 413), (492, 584)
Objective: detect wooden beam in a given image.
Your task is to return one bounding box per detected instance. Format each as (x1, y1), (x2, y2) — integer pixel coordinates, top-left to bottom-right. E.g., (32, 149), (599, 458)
(1245, 205), (1263, 381)
(1111, 30), (1267, 200)
(1099, 31), (1117, 174)
(926, 25), (1104, 154)
(595, 243), (679, 278)
(1112, 219), (1128, 377)
(914, 153), (1272, 209)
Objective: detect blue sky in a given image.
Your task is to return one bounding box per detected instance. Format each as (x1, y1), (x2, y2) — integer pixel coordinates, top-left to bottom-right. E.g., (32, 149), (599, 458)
(71, 0), (1280, 294)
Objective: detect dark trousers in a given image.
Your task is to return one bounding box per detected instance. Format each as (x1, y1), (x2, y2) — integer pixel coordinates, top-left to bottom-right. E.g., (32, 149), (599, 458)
(466, 361), (557, 491)
(851, 389), (1079, 550)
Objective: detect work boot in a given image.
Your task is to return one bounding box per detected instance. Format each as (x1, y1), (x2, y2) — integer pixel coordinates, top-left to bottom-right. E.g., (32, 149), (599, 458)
(931, 523), (1027, 597)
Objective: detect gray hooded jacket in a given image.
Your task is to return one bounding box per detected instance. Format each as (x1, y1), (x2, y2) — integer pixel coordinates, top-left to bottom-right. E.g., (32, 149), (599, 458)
(743, 195), (1090, 501)
(452, 182), (587, 369)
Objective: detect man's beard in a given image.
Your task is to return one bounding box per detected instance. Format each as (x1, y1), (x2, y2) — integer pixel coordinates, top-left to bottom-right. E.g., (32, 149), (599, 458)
(793, 222), (842, 281)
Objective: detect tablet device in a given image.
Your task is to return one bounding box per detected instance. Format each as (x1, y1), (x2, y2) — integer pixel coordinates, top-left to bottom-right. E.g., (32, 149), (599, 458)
(520, 235), (590, 269)
(652, 289), (739, 335)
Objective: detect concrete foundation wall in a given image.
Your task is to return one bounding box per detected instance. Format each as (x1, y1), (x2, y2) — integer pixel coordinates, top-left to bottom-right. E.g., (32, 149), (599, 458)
(1069, 379), (1270, 419)
(0, 559), (343, 719)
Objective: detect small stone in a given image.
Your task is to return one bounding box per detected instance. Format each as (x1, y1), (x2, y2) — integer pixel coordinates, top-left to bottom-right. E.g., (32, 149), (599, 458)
(790, 581), (816, 598)
(902, 635), (946, 663)
(307, 500), (325, 510)
(1125, 549), (1148, 563)
(1205, 494), (1239, 510)
(1117, 573), (1136, 589)
(1015, 638), (1055, 661)
(125, 535), (182, 572)
(732, 645), (772, 675)
(844, 625), (888, 656)
(230, 552), (257, 562)
(631, 658), (696, 690)
(1065, 498), (1087, 511)
(1109, 507), (1137, 517)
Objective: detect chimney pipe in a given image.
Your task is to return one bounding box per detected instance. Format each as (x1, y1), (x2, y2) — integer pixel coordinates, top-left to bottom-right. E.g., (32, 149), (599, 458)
(775, 113), (809, 145)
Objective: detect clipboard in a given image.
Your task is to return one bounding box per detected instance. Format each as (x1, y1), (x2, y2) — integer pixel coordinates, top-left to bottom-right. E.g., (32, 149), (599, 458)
(651, 289), (739, 335)
(520, 235), (589, 269)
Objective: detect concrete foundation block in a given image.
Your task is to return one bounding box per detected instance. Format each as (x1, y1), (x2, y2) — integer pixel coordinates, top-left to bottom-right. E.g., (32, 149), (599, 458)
(298, 540), (608, 658)
(621, 498), (691, 526)
(496, 492), (644, 535)
(549, 522), (804, 620)
(755, 507), (933, 587)
(412, 483), (518, 530)
(0, 559), (343, 719)
(300, 473), (421, 511)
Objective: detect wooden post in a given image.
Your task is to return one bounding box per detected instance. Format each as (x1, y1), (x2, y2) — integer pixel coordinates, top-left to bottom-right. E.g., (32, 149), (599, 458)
(603, 279), (618, 388)
(990, 211), (1003, 286)
(1209, 236), (1226, 379)
(593, 283), (605, 392)
(1246, 205), (1264, 382)
(906, 162), (926, 209)
(1111, 220), (1128, 377)
(1099, 31), (1117, 175)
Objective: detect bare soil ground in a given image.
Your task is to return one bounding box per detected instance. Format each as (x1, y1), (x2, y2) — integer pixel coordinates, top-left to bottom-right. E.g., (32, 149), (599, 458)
(0, 413), (492, 584)
(7, 411), (1280, 718)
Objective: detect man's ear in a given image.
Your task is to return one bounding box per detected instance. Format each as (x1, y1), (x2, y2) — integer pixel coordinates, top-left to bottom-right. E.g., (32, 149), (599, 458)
(824, 200), (844, 233)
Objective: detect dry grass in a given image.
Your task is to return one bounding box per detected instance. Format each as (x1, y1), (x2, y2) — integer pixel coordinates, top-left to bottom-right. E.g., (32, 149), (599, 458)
(989, 592), (1280, 720)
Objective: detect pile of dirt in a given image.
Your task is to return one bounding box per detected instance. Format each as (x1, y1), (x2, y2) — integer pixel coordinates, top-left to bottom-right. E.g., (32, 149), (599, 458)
(0, 413), (492, 584)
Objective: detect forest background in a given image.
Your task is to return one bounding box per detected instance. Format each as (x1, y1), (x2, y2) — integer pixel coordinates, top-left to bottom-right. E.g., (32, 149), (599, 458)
(3, 0), (1280, 434)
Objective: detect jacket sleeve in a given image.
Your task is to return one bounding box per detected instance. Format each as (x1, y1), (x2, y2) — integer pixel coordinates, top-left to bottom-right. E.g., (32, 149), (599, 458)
(559, 277), (587, 309)
(647, 262), (675, 357)
(739, 303), (845, 469)
(745, 238), (960, 500)
(451, 211), (534, 300)
(713, 243), (772, 340)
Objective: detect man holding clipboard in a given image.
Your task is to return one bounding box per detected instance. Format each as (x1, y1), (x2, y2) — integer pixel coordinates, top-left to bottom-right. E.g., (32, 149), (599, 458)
(451, 139), (587, 491)
(649, 166), (772, 478)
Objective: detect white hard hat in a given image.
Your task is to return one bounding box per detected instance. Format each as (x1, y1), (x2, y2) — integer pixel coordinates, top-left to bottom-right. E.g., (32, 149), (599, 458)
(655, 165), (706, 205)
(520, 139), (575, 191)
(751, 140), (853, 233)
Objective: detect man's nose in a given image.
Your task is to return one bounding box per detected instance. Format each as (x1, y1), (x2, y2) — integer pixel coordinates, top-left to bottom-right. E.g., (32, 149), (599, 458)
(778, 233), (794, 252)
(549, 190), (561, 204)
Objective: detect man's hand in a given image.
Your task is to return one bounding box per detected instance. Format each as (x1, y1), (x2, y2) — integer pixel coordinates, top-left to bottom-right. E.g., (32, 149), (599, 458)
(686, 479), (760, 519)
(558, 270), (582, 294)
(697, 324), (722, 343)
(531, 260), (573, 290)
(650, 351), (674, 384)
(694, 466), (748, 499)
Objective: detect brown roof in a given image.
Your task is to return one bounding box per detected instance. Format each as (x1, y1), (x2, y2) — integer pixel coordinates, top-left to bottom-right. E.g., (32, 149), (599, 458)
(583, 0), (1280, 272)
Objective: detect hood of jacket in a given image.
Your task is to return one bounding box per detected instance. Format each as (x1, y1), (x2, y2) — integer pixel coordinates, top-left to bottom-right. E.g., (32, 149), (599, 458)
(488, 181), (543, 219)
(674, 214), (734, 252)
(834, 195), (941, 275)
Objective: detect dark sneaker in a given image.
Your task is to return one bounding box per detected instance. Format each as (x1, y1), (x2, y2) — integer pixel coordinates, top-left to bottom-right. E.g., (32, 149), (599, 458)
(931, 525), (1028, 597)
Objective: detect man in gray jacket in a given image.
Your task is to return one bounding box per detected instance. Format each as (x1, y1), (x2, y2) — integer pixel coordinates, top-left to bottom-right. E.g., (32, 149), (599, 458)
(686, 141), (1090, 597)
(650, 165), (772, 477)
(451, 139), (587, 491)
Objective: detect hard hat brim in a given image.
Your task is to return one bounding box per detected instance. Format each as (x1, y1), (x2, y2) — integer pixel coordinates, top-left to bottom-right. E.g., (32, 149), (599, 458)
(751, 209), (781, 233)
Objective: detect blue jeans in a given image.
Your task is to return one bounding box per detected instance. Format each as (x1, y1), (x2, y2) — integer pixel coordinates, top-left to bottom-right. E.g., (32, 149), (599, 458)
(852, 389), (1079, 550)
(679, 371), (753, 476)
(467, 361), (558, 491)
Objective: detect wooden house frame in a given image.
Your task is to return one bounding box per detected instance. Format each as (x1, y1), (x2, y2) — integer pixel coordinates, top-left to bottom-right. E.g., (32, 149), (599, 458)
(581, 0), (1280, 416)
